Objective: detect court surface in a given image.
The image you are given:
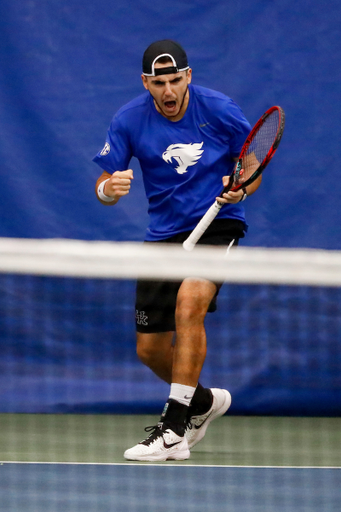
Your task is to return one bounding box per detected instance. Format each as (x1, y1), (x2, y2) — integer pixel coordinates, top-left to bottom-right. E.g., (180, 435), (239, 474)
(0, 414), (340, 511)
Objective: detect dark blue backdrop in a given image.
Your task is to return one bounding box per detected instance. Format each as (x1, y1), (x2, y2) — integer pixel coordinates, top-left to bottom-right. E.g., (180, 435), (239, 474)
(1, 0), (340, 248)
(1, 0), (340, 416)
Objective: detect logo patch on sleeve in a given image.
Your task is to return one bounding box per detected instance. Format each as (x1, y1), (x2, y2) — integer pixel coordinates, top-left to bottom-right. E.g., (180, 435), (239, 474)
(100, 142), (110, 156)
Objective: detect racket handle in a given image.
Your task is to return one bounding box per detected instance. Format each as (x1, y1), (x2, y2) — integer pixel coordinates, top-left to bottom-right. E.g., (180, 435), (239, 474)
(183, 201), (222, 251)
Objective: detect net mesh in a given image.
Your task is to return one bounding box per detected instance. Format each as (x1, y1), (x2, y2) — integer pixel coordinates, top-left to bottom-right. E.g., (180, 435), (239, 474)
(0, 238), (340, 510)
(1, 237), (341, 416)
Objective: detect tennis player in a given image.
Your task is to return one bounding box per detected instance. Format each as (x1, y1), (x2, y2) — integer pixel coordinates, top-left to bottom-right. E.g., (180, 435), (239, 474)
(94, 40), (262, 461)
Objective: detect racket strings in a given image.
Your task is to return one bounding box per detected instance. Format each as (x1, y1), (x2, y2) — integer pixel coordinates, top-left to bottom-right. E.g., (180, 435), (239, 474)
(241, 110), (280, 182)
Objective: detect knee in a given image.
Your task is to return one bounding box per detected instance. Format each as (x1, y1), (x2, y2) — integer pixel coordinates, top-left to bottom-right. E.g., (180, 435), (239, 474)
(175, 299), (200, 325)
(136, 332), (174, 370)
(136, 336), (164, 368)
(175, 295), (207, 329)
(136, 341), (153, 366)
(175, 279), (215, 325)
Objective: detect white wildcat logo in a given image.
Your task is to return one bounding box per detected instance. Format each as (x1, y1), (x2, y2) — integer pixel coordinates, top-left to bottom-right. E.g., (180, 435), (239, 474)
(162, 142), (204, 174)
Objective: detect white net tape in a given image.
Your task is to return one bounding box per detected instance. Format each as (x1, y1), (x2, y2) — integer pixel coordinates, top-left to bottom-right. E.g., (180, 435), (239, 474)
(0, 237), (341, 286)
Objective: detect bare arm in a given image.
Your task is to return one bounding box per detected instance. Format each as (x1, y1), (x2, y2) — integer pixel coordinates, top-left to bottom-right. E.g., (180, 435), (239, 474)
(95, 169), (134, 206)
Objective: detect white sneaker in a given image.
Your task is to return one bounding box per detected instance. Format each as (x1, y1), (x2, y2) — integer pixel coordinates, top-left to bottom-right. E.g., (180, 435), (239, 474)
(186, 388), (232, 449)
(124, 423), (190, 462)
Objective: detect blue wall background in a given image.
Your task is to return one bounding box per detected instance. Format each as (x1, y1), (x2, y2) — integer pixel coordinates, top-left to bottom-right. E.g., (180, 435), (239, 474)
(1, 0), (341, 415)
(1, 0), (341, 248)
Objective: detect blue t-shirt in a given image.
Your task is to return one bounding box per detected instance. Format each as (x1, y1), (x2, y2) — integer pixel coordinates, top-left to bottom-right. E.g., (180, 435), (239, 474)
(93, 84), (251, 241)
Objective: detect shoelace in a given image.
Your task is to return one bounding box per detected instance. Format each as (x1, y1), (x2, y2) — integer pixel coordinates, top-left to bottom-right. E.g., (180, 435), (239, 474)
(185, 420), (193, 431)
(141, 424), (164, 445)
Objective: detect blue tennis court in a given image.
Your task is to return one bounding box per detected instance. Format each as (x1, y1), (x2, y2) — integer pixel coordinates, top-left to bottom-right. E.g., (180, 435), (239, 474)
(1, 414), (341, 512)
(1, 462), (340, 512)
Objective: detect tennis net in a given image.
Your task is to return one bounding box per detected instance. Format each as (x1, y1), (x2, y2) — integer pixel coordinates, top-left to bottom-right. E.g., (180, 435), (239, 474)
(0, 236), (341, 416)
(0, 237), (340, 511)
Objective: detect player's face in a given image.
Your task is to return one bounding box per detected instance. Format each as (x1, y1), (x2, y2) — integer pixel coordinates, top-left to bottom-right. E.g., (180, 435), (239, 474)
(142, 63), (192, 122)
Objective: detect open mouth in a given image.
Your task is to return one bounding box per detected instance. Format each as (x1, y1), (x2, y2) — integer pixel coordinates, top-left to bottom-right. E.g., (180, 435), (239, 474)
(164, 100), (176, 110)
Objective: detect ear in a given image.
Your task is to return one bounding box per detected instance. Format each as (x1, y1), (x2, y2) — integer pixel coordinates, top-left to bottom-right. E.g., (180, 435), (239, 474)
(141, 74), (149, 90)
(186, 68), (192, 84)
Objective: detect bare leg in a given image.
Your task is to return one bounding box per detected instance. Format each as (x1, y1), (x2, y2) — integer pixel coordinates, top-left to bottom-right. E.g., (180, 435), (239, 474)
(172, 278), (217, 386)
(125, 278), (226, 461)
(136, 331), (174, 384)
(136, 278), (216, 386)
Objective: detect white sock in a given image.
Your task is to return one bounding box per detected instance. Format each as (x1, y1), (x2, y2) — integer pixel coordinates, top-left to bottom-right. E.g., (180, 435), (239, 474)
(169, 383), (196, 407)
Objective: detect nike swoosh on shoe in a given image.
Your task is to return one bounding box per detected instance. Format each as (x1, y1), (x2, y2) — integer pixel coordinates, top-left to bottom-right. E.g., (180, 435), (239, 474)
(163, 440), (182, 449)
(193, 411), (213, 430)
(186, 389), (232, 449)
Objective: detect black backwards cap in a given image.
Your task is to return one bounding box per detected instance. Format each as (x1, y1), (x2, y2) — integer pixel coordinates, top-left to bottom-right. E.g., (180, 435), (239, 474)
(142, 40), (189, 77)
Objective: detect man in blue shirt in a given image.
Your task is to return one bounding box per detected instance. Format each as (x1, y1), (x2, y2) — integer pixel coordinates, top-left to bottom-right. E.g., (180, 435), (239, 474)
(94, 40), (261, 461)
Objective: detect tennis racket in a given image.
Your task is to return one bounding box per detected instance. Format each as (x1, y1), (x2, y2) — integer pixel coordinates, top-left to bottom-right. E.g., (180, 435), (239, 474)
(183, 105), (285, 251)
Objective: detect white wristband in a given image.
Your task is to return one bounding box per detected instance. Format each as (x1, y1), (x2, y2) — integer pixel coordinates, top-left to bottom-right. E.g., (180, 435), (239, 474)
(97, 179), (115, 202)
(239, 187), (247, 202)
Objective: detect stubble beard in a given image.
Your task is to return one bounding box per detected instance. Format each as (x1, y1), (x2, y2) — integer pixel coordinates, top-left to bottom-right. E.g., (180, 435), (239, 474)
(152, 86), (189, 120)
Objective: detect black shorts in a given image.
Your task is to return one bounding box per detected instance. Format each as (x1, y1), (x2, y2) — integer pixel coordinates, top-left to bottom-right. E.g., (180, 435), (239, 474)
(135, 218), (245, 333)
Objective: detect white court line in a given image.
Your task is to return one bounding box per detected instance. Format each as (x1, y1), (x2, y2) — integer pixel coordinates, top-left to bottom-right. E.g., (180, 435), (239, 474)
(1, 461), (340, 470)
